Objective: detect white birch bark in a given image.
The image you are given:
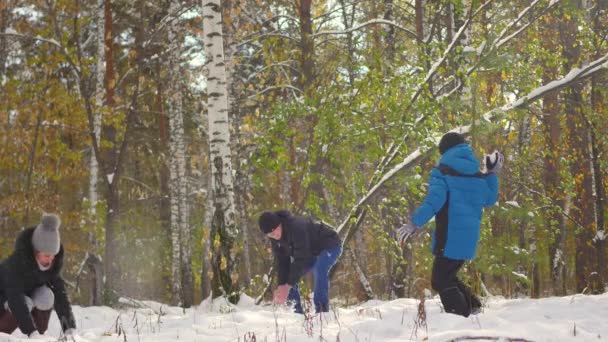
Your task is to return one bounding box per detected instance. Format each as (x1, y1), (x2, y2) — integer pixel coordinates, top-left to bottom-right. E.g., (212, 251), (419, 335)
(202, 0), (238, 301)
(82, 0), (105, 306)
(202, 0), (236, 235)
(91, 0), (105, 214)
(201, 171), (213, 298)
(167, 0), (190, 306)
(349, 248), (376, 300)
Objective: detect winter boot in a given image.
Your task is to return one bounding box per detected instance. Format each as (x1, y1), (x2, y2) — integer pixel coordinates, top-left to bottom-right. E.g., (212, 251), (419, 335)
(439, 286), (471, 317)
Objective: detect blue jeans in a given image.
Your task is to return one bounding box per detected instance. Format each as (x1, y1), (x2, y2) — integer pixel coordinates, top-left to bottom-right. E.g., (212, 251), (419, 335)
(287, 245), (342, 313)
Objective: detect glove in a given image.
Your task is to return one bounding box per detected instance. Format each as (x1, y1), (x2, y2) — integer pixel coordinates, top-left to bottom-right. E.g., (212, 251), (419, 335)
(273, 284), (291, 305)
(485, 150), (504, 174)
(396, 222), (419, 246)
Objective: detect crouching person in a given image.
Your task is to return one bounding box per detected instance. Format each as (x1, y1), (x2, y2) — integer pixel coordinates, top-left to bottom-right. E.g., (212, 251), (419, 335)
(0, 213), (76, 338)
(258, 210), (342, 314)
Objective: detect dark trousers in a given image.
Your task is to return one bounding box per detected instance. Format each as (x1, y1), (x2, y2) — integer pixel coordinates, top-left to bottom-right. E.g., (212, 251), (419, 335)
(431, 256), (481, 317)
(0, 308), (52, 335)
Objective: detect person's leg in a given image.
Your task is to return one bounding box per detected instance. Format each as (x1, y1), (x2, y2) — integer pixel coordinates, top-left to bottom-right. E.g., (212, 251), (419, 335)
(0, 295), (34, 334)
(456, 280), (481, 313)
(0, 309), (18, 334)
(31, 286), (54, 312)
(30, 285), (54, 334)
(31, 309), (52, 334)
(287, 284), (303, 314)
(312, 245), (342, 313)
(431, 256), (471, 317)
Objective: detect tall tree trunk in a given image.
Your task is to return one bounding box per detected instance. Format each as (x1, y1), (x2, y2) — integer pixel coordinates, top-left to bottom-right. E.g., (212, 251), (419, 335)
(156, 60), (172, 302)
(167, 0), (192, 307)
(0, 0), (13, 79)
(202, 0), (239, 303)
(338, 0), (357, 88)
(415, 0), (426, 42)
(539, 11), (564, 296)
(103, 0), (141, 303)
(222, 1), (252, 285)
(201, 168), (213, 300)
(91, 0), (106, 218)
(104, 183), (120, 302)
(568, 88), (599, 293)
(589, 0), (607, 290)
(383, 0), (395, 63)
(86, 0), (107, 306)
(101, 0), (118, 304)
(559, 0), (600, 294)
(298, 0), (315, 93)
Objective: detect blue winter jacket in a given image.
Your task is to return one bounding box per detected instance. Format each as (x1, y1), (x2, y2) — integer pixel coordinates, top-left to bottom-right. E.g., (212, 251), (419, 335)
(411, 143), (499, 260)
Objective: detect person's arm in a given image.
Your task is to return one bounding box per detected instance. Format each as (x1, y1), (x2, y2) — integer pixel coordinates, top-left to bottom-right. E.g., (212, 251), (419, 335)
(271, 241), (290, 285)
(484, 173), (499, 207)
(287, 223), (315, 286)
(49, 275), (76, 332)
(411, 168), (448, 227)
(3, 260), (37, 336)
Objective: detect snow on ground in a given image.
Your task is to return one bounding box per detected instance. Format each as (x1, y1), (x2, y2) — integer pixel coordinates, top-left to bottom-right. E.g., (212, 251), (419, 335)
(1, 292), (607, 341)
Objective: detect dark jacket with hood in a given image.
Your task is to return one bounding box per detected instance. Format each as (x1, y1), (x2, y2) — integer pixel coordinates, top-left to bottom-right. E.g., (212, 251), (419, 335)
(270, 210), (341, 286)
(0, 227), (76, 335)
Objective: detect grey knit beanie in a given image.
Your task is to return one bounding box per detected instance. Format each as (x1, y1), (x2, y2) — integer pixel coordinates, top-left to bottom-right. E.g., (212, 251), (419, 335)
(32, 213), (61, 255)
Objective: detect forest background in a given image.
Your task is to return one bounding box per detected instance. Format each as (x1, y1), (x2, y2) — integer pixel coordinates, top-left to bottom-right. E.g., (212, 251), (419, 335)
(0, 0), (607, 309)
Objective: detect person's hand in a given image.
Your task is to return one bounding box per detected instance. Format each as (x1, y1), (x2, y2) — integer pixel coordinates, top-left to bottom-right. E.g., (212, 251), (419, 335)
(485, 151), (504, 174)
(396, 222), (419, 246)
(273, 284), (291, 305)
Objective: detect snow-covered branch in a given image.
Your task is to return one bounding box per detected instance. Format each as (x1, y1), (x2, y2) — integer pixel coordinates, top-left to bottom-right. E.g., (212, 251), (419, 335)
(335, 53), (608, 238)
(313, 18), (418, 40)
(0, 30), (80, 75)
(435, 0), (562, 100)
(236, 32), (298, 48)
(493, 0), (561, 51)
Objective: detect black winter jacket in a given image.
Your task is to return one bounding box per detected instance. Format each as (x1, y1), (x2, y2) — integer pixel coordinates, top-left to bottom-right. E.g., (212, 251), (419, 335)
(270, 211), (341, 286)
(0, 227), (76, 335)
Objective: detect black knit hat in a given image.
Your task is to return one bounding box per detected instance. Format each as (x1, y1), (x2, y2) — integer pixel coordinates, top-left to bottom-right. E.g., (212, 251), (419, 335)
(258, 211), (281, 233)
(439, 132), (465, 155)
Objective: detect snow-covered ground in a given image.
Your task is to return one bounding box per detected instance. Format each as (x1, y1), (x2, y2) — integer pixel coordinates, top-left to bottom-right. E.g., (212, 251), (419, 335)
(1, 292), (606, 341)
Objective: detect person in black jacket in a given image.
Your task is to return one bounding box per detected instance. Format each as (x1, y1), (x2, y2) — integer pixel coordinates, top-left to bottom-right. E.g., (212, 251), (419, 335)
(0, 213), (76, 338)
(259, 210), (342, 313)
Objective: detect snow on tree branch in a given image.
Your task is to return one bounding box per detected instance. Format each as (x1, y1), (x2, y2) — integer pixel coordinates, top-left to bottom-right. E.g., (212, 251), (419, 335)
(336, 53), (608, 237)
(313, 18), (418, 40)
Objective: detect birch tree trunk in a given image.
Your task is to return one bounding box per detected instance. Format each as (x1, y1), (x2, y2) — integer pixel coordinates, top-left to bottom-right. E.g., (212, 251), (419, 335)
(0, 0), (13, 79)
(91, 0), (105, 216)
(167, 0), (192, 306)
(202, 0), (239, 303)
(201, 174), (213, 299)
(87, 0), (106, 306)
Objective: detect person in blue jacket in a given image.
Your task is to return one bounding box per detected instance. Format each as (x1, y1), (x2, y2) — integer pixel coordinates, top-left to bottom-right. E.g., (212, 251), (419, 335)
(397, 132), (503, 317)
(258, 210), (342, 314)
